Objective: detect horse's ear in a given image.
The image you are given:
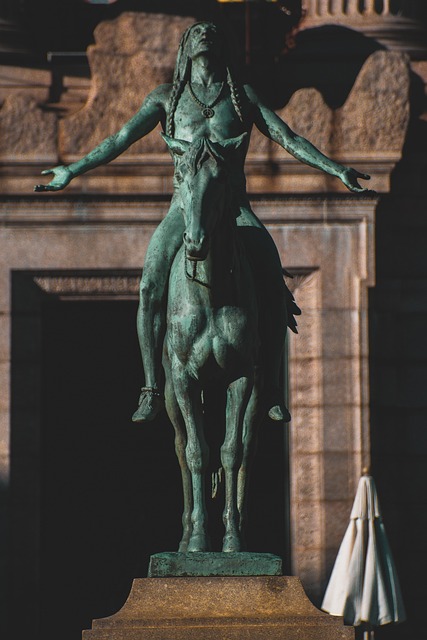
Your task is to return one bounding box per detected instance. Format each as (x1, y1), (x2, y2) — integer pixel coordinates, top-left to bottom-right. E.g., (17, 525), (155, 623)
(217, 132), (248, 152)
(161, 133), (190, 156)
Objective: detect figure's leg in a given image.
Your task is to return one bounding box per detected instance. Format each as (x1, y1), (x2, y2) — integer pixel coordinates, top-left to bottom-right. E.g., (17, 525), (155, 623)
(222, 375), (252, 552)
(173, 370), (210, 552)
(237, 209), (298, 422)
(132, 198), (185, 422)
(164, 355), (192, 552)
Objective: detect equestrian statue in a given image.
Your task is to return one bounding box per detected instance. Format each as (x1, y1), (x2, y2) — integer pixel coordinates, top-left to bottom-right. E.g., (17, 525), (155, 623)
(35, 22), (371, 553)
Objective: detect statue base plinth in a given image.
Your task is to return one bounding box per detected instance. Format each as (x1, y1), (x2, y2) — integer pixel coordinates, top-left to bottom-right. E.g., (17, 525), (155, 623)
(148, 551), (283, 577)
(82, 575), (354, 640)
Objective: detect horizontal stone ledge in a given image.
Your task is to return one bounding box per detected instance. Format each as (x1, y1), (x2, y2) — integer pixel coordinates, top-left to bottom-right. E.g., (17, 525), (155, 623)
(91, 615), (347, 628)
(0, 151), (401, 168)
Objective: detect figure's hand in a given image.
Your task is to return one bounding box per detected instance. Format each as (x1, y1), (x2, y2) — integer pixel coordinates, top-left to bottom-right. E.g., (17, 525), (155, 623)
(340, 167), (374, 194)
(34, 165), (73, 192)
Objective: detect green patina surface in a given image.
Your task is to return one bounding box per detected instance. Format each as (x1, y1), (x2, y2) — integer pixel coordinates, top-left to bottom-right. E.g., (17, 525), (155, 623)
(148, 552), (283, 577)
(34, 21), (371, 557)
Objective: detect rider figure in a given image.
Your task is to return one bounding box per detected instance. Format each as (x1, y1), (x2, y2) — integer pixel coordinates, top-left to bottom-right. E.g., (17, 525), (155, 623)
(35, 22), (371, 423)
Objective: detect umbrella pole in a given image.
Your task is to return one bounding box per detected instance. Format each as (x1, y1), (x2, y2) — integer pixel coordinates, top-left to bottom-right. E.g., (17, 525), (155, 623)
(363, 625), (374, 640)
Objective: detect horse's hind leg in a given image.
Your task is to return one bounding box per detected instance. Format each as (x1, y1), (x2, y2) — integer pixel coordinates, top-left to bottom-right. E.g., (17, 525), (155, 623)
(174, 371), (210, 552)
(238, 370), (263, 542)
(164, 369), (192, 552)
(222, 375), (252, 552)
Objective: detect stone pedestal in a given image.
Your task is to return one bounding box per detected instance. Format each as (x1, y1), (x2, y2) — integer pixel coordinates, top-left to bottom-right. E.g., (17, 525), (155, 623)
(82, 575), (354, 640)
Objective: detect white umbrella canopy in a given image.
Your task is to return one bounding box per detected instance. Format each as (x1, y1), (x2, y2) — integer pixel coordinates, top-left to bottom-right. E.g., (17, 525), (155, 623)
(321, 473), (406, 631)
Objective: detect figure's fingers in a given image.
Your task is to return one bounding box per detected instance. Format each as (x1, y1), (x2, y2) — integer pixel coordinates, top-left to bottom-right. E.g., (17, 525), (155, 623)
(34, 184), (57, 192)
(41, 169), (54, 176)
(353, 186), (377, 195)
(357, 172), (371, 181)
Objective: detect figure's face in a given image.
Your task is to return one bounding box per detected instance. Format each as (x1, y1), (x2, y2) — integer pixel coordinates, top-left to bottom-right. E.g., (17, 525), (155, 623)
(187, 23), (223, 61)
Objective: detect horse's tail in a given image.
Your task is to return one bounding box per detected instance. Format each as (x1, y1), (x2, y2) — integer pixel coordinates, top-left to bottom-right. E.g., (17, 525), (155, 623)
(283, 270), (302, 334)
(211, 466), (224, 499)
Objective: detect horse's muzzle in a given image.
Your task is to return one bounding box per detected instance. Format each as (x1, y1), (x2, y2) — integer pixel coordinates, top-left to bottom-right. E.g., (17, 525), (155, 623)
(183, 232), (209, 261)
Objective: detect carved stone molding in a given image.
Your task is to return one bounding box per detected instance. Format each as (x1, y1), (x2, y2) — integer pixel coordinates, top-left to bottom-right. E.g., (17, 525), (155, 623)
(302, 0), (427, 59)
(33, 274), (140, 300)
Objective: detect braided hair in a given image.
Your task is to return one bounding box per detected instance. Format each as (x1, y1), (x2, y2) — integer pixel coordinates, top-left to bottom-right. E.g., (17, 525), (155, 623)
(166, 22), (246, 138)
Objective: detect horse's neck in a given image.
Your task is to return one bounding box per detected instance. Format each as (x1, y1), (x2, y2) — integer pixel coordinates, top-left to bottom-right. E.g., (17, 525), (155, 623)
(192, 222), (241, 304)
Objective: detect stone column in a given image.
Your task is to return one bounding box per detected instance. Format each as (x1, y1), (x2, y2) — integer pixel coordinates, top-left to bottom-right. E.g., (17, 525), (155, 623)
(363, 0), (376, 15)
(305, 0), (319, 17)
(317, 0), (330, 17)
(329, 0), (342, 16)
(347, 0), (360, 16)
(382, 0), (391, 16)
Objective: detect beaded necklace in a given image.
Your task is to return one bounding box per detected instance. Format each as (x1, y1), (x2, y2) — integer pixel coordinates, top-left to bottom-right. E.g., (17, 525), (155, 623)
(187, 81), (225, 118)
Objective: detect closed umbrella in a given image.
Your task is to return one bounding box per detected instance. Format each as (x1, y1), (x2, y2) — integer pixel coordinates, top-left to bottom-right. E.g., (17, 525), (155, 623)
(321, 472), (406, 638)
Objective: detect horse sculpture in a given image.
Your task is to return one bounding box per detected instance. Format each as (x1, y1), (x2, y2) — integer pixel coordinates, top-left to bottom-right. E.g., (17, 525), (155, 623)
(162, 133), (262, 553)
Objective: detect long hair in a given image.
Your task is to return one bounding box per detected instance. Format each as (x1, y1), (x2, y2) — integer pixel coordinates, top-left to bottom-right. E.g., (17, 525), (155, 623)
(165, 22), (246, 137)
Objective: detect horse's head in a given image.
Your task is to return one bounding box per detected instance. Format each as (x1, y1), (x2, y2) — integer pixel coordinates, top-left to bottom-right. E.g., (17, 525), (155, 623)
(162, 133), (247, 261)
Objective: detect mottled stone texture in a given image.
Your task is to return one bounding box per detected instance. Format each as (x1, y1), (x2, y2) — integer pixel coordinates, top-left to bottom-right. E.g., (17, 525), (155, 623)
(82, 576), (354, 640)
(60, 13), (194, 158)
(266, 51), (410, 158)
(0, 93), (57, 161)
(330, 51), (410, 154)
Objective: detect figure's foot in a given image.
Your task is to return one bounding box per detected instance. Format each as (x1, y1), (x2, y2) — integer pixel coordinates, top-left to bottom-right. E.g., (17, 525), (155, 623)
(266, 388), (291, 422)
(268, 403), (291, 422)
(132, 387), (164, 422)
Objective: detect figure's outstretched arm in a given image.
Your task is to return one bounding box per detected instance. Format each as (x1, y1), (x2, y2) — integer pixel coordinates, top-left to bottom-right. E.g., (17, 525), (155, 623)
(246, 86), (372, 194)
(34, 85), (170, 192)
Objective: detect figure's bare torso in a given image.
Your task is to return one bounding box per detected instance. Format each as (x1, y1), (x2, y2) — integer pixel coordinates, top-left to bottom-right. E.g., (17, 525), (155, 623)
(172, 82), (250, 143)
(159, 82), (252, 196)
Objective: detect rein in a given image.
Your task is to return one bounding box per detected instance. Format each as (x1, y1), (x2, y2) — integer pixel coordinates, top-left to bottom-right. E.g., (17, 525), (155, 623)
(185, 250), (212, 289)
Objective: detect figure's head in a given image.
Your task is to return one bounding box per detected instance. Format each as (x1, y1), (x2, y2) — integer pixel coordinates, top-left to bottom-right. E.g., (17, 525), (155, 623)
(186, 22), (224, 63)
(173, 22), (228, 84)
(166, 22), (245, 137)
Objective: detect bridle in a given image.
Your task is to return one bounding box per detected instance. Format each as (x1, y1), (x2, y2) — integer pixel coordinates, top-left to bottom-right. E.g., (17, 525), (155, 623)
(185, 249), (211, 289)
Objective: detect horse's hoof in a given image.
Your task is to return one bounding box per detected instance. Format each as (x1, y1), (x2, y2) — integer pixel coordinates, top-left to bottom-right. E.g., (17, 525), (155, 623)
(187, 534), (210, 552)
(132, 387), (164, 422)
(222, 535), (242, 553)
(268, 403), (291, 422)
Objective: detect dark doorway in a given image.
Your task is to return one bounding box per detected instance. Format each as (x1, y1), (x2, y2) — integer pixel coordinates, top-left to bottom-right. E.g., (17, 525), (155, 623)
(39, 299), (183, 639)
(31, 293), (288, 639)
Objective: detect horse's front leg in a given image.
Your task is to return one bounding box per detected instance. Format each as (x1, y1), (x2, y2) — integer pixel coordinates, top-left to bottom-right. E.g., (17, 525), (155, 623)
(222, 375), (252, 552)
(173, 369), (210, 552)
(164, 358), (192, 552)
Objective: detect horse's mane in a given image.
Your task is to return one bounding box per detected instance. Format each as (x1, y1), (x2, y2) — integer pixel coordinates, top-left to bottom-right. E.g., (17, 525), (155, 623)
(180, 138), (226, 178)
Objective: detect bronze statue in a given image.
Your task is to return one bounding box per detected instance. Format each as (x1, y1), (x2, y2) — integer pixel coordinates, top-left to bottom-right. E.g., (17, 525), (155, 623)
(35, 22), (371, 552)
